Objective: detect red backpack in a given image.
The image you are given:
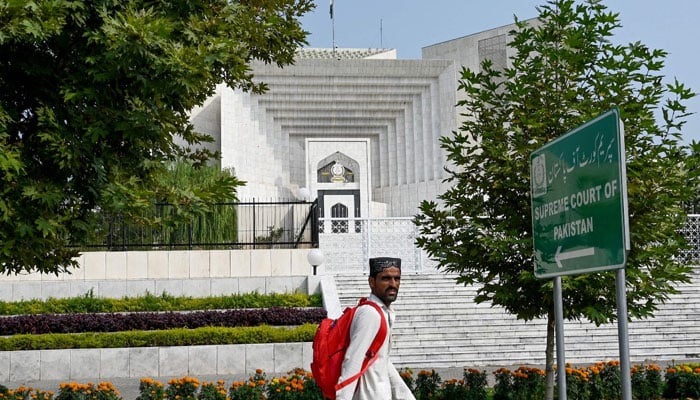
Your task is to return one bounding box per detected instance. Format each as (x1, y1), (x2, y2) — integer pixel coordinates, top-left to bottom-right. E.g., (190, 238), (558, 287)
(311, 297), (388, 400)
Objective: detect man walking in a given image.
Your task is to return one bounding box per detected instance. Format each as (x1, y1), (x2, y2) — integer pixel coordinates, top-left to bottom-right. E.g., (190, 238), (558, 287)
(336, 257), (415, 400)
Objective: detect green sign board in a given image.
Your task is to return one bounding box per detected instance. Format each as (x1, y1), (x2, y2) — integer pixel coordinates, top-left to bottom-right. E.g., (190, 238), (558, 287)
(531, 107), (629, 278)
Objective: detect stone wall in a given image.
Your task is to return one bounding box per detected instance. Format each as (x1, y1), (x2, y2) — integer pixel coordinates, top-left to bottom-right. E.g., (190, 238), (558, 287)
(0, 249), (313, 301)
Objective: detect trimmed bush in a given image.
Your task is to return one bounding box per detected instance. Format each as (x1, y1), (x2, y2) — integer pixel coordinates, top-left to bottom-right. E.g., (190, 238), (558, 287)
(0, 307), (326, 335)
(0, 324), (318, 351)
(0, 291), (322, 315)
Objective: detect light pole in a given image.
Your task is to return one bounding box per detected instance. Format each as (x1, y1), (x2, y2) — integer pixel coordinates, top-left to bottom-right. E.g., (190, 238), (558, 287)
(307, 248), (325, 276)
(298, 187), (310, 202)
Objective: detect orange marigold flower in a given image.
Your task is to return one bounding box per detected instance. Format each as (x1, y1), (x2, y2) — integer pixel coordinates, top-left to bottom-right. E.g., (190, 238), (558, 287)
(667, 368), (677, 374)
(256, 369), (264, 374)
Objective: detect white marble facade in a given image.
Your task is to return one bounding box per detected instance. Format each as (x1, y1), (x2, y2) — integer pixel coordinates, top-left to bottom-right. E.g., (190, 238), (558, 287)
(187, 23), (522, 217)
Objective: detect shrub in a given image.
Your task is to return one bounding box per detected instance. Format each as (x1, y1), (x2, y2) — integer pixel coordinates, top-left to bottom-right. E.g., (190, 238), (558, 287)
(663, 364), (700, 399)
(197, 381), (228, 400)
(587, 361), (621, 400)
(440, 378), (467, 400)
(492, 367), (513, 400)
(55, 382), (120, 400)
(564, 365), (591, 400)
(0, 324), (318, 351)
(414, 369), (442, 400)
(492, 366), (545, 400)
(399, 368), (415, 393)
(229, 369), (267, 400)
(0, 386), (54, 400)
(631, 364), (663, 400)
(0, 307), (326, 335)
(165, 377), (200, 400)
(0, 291), (322, 316)
(461, 368), (488, 400)
(135, 378), (165, 400)
(510, 366), (545, 400)
(266, 368), (323, 400)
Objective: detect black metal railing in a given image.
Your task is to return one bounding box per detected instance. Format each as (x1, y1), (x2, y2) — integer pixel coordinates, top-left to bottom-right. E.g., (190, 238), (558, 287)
(74, 199), (319, 251)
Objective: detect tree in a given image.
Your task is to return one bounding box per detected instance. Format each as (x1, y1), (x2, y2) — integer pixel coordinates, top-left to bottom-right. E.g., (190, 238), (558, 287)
(0, 0), (313, 274)
(414, 0), (697, 398)
(82, 160), (245, 249)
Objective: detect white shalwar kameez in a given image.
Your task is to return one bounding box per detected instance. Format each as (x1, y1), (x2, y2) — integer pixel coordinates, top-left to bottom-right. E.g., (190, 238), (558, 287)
(335, 294), (415, 400)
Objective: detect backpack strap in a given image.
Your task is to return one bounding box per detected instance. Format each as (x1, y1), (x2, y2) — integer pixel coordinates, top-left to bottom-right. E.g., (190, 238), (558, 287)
(334, 298), (389, 392)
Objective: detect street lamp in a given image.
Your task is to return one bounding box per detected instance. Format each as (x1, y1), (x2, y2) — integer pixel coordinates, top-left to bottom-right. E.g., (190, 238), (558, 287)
(307, 248), (325, 276)
(298, 187), (311, 201)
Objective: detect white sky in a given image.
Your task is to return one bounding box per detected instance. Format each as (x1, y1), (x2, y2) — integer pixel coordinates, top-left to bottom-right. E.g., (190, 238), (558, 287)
(300, 1), (700, 144)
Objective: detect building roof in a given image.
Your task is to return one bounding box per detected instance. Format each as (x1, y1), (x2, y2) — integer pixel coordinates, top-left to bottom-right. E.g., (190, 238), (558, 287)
(295, 48), (397, 60)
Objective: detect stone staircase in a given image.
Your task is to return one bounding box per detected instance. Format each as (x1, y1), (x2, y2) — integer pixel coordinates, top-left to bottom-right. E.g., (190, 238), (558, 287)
(333, 269), (700, 369)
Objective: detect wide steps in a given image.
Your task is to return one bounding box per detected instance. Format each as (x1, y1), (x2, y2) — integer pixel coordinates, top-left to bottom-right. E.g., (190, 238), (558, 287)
(331, 270), (700, 368)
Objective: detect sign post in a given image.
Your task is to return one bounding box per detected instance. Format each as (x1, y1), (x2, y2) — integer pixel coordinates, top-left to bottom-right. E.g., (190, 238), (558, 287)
(531, 107), (629, 276)
(530, 107), (631, 400)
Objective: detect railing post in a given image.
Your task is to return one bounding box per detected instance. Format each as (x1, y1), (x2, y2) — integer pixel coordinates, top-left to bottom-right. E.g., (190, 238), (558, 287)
(311, 199), (319, 247)
(188, 222), (193, 250)
(252, 198), (256, 249)
(106, 216), (113, 251)
(121, 214), (126, 251)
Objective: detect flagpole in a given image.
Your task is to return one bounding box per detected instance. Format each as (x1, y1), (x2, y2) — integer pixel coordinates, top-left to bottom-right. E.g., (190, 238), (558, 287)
(380, 19), (383, 49)
(330, 0), (335, 56)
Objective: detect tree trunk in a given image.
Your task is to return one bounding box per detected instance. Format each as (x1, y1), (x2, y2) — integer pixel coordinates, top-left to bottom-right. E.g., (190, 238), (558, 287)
(545, 304), (556, 400)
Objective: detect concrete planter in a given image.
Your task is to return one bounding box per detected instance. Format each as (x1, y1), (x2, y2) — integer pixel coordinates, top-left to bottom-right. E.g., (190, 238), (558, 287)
(1, 343), (313, 382)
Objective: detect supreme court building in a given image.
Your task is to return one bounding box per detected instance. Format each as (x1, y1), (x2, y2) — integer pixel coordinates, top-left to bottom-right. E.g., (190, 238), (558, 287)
(188, 23), (520, 223)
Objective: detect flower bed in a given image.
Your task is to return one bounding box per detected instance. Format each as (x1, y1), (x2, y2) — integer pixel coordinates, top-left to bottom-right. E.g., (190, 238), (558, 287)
(0, 307), (326, 335)
(1, 362), (699, 400)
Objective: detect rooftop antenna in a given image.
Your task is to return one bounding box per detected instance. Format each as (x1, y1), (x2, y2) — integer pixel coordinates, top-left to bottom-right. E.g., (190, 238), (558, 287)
(330, 0), (336, 56)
